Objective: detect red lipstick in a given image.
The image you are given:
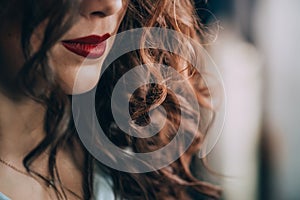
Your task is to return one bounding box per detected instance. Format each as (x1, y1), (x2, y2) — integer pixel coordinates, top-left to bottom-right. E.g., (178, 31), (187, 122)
(62, 33), (111, 59)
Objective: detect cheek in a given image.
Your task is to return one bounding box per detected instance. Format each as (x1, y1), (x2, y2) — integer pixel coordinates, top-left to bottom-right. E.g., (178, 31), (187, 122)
(0, 19), (25, 88)
(0, 17), (47, 87)
(30, 20), (48, 53)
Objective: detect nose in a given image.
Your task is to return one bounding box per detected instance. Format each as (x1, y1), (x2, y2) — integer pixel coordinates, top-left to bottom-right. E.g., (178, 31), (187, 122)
(80, 0), (123, 18)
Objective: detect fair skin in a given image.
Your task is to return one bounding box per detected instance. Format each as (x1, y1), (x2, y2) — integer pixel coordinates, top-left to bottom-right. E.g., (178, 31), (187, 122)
(0, 0), (126, 199)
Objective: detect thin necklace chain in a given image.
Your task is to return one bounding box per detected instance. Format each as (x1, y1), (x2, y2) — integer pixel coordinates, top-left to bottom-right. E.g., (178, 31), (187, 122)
(0, 157), (83, 200)
(0, 158), (30, 177)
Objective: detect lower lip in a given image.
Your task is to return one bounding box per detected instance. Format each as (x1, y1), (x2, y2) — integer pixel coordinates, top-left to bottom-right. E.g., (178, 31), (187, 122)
(62, 41), (107, 59)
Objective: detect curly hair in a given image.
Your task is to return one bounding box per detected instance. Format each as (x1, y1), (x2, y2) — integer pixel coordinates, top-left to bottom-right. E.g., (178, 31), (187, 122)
(1, 0), (222, 199)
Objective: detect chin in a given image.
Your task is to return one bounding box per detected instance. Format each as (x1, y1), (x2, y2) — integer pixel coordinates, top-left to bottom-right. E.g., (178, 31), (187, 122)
(65, 65), (101, 95)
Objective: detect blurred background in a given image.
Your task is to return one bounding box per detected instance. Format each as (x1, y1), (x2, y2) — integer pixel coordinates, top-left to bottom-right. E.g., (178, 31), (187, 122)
(194, 0), (300, 199)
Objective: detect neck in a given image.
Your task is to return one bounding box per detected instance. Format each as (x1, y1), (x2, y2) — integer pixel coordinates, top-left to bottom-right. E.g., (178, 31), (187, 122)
(0, 91), (46, 163)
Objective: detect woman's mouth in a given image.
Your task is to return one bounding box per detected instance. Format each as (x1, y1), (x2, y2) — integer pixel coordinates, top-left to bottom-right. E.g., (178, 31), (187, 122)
(61, 33), (111, 59)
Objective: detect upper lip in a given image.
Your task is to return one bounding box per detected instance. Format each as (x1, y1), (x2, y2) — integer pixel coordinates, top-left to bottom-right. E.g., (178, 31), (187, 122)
(62, 33), (111, 44)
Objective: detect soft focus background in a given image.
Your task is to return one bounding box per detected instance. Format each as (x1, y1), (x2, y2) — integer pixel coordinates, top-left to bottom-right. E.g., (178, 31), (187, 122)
(195, 0), (300, 199)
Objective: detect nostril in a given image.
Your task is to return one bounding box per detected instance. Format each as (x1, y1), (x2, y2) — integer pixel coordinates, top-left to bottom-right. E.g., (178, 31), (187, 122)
(90, 11), (106, 17)
(79, 0), (123, 19)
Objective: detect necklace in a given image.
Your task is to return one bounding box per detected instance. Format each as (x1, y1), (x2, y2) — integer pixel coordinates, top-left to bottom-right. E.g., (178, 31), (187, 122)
(0, 157), (82, 200)
(0, 158), (32, 177)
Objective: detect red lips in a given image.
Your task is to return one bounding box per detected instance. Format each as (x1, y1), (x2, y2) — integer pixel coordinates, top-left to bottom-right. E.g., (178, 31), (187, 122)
(62, 33), (111, 59)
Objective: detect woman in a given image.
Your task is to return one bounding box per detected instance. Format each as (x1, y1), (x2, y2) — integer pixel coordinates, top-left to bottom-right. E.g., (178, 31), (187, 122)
(0, 0), (221, 199)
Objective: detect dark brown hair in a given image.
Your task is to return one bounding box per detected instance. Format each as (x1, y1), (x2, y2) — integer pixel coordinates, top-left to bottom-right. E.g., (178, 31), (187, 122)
(0, 0), (221, 199)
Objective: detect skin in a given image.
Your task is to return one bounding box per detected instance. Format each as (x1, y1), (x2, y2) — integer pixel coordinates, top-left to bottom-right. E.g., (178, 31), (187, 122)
(0, 0), (126, 199)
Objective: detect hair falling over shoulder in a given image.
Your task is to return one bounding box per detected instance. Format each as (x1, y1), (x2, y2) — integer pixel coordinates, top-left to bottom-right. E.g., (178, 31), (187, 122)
(2, 0), (222, 199)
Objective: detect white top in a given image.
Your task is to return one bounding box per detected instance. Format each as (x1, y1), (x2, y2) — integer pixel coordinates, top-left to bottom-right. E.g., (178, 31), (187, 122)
(93, 164), (116, 200)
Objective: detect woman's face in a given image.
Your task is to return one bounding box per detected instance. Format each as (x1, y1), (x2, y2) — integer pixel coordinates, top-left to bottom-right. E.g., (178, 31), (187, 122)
(0, 0), (127, 94)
